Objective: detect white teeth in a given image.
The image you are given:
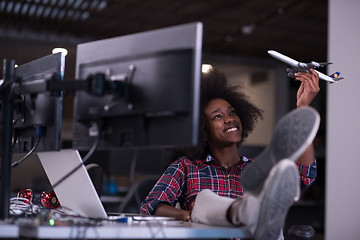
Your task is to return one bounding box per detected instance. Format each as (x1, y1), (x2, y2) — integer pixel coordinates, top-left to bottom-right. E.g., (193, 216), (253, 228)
(226, 127), (237, 132)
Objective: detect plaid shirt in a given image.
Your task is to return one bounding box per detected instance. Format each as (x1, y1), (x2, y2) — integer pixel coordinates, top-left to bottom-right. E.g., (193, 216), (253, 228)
(140, 155), (317, 215)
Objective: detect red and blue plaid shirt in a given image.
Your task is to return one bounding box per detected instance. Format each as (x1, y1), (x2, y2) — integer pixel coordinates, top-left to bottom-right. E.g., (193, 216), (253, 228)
(140, 155), (317, 215)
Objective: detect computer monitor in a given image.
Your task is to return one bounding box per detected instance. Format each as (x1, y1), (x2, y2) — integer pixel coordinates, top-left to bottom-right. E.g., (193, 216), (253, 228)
(11, 53), (64, 154)
(73, 22), (203, 150)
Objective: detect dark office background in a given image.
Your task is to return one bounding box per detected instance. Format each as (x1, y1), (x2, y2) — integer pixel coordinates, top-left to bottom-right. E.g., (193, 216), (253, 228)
(1, 1), (328, 239)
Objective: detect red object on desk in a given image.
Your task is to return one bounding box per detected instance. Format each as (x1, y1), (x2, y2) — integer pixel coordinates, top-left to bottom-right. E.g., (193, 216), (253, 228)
(41, 191), (60, 209)
(17, 188), (33, 204)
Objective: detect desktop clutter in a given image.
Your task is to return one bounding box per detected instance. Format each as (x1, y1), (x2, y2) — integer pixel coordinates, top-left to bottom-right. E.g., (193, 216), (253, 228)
(12, 188), (60, 214)
(10, 188), (114, 224)
(10, 188), (68, 226)
(9, 192), (141, 235)
(9, 185), (181, 228)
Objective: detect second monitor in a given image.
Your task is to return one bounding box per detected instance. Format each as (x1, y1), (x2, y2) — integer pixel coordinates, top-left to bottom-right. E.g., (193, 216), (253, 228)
(73, 22), (203, 151)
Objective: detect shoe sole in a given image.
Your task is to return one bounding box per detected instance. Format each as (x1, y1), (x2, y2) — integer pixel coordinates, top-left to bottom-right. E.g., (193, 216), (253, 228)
(241, 107), (320, 194)
(255, 160), (299, 240)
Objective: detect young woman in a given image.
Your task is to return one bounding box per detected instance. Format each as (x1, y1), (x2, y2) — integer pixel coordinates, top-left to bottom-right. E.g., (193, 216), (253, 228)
(140, 69), (320, 224)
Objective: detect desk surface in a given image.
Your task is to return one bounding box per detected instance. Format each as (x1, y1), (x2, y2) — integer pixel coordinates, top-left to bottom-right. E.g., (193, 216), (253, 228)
(19, 221), (252, 239)
(0, 221), (19, 238)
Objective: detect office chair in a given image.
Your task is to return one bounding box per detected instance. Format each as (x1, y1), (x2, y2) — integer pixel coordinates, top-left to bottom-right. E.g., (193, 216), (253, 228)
(118, 175), (159, 214)
(287, 225), (315, 240)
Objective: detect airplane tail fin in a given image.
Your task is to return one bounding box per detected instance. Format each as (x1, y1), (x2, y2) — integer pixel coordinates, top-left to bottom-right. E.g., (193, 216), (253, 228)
(329, 72), (341, 78)
(329, 72), (344, 83)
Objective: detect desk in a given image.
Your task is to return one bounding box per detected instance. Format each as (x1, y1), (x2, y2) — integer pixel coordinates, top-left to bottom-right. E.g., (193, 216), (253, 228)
(0, 221), (19, 238)
(19, 221), (252, 239)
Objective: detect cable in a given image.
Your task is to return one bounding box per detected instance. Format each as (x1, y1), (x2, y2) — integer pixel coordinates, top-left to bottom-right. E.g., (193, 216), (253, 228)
(82, 125), (102, 164)
(117, 116), (145, 213)
(133, 117), (148, 208)
(144, 219), (167, 240)
(11, 126), (43, 168)
(9, 197), (34, 215)
(129, 116), (145, 207)
(51, 122), (102, 190)
(129, 145), (139, 192)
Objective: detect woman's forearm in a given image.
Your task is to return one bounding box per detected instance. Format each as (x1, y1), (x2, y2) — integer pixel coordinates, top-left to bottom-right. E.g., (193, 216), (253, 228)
(153, 203), (191, 221)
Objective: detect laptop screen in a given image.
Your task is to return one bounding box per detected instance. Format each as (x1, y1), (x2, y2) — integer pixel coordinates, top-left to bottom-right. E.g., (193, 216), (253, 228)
(38, 149), (107, 219)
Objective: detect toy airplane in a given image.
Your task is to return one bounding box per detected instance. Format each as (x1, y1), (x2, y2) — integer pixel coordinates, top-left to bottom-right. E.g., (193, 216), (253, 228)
(268, 50), (344, 83)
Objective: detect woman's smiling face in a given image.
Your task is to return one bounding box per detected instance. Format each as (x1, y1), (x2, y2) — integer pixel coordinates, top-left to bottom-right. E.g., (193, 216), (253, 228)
(204, 98), (242, 147)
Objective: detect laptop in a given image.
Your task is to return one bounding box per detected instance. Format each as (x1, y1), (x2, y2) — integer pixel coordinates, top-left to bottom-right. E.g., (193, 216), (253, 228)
(37, 149), (108, 219)
(38, 149), (176, 223)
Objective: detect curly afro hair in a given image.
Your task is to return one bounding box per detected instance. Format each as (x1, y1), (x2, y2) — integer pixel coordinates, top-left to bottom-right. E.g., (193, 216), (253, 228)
(183, 69), (263, 160)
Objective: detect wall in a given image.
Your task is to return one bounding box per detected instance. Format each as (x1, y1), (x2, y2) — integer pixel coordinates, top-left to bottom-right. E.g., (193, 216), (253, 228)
(326, 0), (360, 238)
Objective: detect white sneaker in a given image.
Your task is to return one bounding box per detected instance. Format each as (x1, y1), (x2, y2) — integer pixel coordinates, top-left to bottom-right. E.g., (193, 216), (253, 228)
(241, 107), (320, 194)
(234, 160), (300, 240)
